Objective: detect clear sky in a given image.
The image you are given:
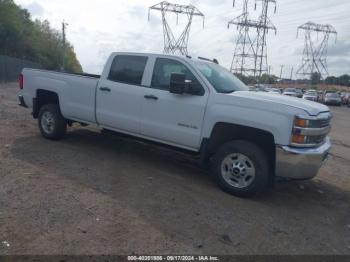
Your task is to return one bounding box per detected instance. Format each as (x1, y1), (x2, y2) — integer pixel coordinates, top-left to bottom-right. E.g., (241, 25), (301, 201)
(15, 0), (350, 77)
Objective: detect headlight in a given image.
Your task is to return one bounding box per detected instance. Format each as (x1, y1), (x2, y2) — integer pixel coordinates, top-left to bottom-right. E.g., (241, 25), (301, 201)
(291, 115), (331, 147)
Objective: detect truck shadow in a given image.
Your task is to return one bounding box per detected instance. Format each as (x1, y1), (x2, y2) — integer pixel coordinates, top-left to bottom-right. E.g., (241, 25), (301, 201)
(10, 128), (350, 253)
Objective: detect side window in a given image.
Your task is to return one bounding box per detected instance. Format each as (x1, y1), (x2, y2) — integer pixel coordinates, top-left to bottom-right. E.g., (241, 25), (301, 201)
(108, 55), (148, 85)
(151, 58), (204, 95)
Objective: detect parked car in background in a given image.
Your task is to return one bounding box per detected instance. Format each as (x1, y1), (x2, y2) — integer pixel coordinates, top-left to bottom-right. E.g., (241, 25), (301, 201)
(255, 85), (268, 92)
(341, 92), (350, 105)
(302, 90), (318, 102)
(283, 88), (297, 97)
(247, 85), (256, 91)
(324, 92), (342, 106)
(317, 91), (323, 102)
(322, 90), (336, 103)
(267, 88), (281, 94)
(295, 88), (303, 98)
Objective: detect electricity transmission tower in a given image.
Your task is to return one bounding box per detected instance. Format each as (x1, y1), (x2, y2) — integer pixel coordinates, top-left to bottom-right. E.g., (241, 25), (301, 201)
(228, 0), (276, 78)
(296, 22), (337, 80)
(255, 0), (277, 77)
(148, 1), (204, 56)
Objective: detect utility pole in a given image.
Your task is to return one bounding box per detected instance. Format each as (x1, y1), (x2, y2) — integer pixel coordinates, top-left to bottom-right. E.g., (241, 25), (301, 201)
(296, 22), (337, 80)
(61, 21), (68, 71)
(279, 64), (284, 80)
(290, 66), (293, 81)
(148, 1), (205, 56)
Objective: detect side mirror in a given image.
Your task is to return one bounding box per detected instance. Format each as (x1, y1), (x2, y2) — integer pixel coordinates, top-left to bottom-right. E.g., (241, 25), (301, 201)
(169, 73), (186, 94)
(170, 73), (203, 95)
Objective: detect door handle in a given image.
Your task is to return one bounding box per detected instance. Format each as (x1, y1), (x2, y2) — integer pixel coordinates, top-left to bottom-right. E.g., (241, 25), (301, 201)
(144, 95), (158, 100)
(99, 87), (111, 92)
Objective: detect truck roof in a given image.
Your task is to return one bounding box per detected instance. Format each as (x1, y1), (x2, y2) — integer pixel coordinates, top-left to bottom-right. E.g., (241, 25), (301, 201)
(111, 51), (217, 64)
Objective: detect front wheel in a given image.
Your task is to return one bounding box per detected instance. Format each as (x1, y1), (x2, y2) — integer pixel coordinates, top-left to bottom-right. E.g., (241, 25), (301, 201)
(38, 104), (67, 140)
(212, 140), (270, 198)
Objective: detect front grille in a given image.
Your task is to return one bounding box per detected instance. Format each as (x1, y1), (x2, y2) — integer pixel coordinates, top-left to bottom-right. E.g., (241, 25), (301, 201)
(305, 97), (315, 101)
(306, 135), (327, 145)
(308, 118), (331, 128)
(306, 115), (331, 146)
(320, 118), (330, 128)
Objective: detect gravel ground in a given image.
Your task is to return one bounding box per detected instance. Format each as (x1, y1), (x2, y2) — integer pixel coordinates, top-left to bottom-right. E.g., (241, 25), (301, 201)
(0, 82), (349, 255)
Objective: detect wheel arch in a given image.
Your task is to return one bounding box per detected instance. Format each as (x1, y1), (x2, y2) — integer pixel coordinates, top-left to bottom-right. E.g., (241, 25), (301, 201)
(200, 122), (276, 175)
(33, 89), (60, 118)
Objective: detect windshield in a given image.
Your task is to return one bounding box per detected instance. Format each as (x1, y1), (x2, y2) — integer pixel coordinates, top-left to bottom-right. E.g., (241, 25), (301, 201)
(284, 88), (296, 92)
(194, 61), (248, 93)
(305, 91), (317, 96)
(326, 93), (340, 98)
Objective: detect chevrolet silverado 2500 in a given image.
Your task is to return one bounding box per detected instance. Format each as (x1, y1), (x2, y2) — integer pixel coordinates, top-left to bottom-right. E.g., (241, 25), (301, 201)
(18, 52), (332, 197)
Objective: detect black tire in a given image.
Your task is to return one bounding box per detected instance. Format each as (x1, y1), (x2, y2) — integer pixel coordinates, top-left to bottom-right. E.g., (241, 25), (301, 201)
(38, 104), (67, 140)
(212, 140), (270, 198)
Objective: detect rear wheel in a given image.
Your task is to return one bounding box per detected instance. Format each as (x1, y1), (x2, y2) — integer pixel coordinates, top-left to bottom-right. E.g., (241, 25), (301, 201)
(38, 104), (67, 140)
(212, 140), (270, 197)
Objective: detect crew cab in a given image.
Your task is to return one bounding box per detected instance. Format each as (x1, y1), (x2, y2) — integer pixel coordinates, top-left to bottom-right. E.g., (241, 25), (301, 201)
(18, 52), (332, 197)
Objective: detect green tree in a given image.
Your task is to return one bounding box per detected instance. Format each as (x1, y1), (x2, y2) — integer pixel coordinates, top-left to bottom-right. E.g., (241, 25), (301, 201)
(311, 72), (321, 85)
(338, 74), (350, 86)
(234, 73), (257, 85)
(258, 73), (278, 84)
(325, 74), (350, 86)
(0, 0), (82, 73)
(325, 76), (337, 85)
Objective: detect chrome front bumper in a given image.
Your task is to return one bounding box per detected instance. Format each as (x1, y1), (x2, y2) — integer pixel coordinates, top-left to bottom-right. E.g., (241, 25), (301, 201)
(275, 137), (331, 179)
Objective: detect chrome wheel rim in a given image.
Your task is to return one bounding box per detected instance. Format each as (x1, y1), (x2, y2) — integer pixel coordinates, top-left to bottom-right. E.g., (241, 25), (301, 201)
(41, 112), (55, 134)
(221, 153), (256, 188)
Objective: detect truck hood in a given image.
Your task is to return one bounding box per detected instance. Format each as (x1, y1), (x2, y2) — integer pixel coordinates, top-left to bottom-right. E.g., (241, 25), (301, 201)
(232, 91), (329, 116)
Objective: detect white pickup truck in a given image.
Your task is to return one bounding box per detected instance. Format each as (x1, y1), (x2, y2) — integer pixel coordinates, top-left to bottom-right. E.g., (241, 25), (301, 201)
(18, 52), (332, 197)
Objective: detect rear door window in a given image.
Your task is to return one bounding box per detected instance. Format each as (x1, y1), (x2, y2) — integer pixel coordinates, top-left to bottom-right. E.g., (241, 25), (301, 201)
(108, 55), (148, 85)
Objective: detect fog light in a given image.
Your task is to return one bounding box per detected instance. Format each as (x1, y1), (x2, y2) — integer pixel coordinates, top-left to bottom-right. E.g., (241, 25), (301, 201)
(292, 134), (306, 144)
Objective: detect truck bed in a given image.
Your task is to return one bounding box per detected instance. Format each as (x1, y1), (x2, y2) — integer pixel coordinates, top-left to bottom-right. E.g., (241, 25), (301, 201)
(21, 68), (100, 124)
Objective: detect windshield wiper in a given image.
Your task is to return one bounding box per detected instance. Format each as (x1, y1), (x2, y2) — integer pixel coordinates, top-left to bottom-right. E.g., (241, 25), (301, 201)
(221, 90), (235, 94)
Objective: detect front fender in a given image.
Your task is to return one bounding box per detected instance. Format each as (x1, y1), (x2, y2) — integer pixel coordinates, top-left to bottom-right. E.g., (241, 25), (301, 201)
(202, 103), (294, 145)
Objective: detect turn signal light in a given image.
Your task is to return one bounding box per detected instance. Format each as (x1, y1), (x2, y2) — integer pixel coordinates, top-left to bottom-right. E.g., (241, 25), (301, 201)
(291, 134), (306, 144)
(294, 118), (308, 127)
